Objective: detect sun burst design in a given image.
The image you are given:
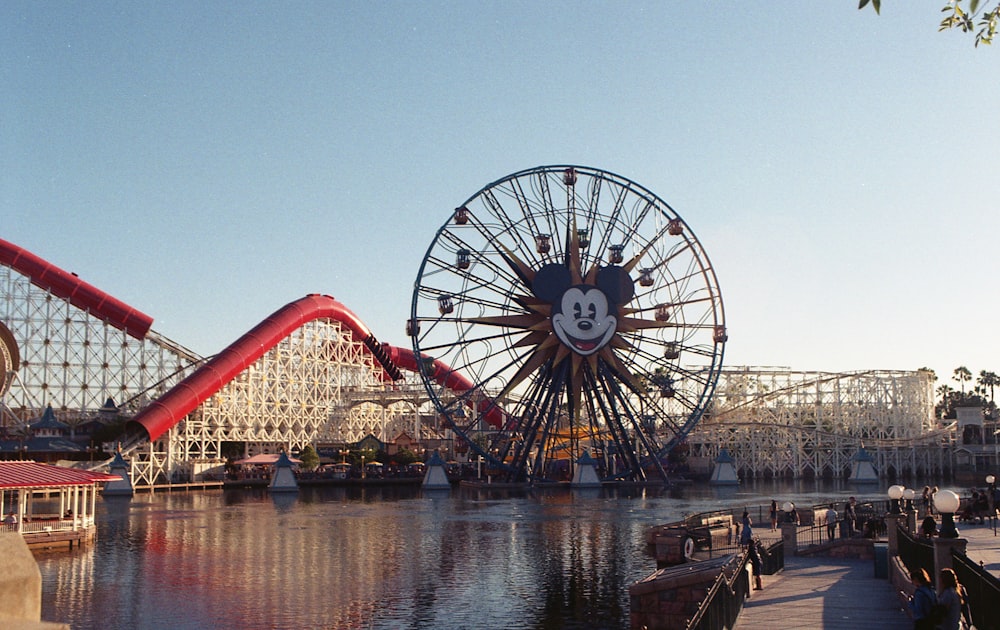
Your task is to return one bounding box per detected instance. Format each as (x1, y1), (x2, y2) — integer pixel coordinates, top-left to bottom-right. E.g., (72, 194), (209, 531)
(468, 219), (673, 420)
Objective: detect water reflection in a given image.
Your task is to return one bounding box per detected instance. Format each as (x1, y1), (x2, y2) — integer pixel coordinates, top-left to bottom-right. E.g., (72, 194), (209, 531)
(37, 481), (894, 629)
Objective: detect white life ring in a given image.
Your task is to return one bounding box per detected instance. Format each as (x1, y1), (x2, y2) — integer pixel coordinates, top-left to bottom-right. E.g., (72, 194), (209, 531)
(683, 536), (695, 560)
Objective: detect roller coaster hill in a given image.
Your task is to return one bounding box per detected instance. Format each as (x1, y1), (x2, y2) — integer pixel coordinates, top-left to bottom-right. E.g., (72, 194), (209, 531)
(0, 236), (960, 487)
(0, 238), (460, 486)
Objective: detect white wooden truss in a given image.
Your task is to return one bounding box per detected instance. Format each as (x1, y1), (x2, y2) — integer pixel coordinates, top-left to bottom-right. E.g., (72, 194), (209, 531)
(687, 367), (950, 479)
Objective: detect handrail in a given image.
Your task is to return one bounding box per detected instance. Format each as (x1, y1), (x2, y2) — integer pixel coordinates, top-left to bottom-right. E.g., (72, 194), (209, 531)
(950, 546), (1000, 630)
(685, 539), (784, 630)
(685, 553), (749, 630)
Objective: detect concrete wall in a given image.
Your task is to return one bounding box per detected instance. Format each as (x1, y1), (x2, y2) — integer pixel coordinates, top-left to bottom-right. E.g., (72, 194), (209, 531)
(0, 533), (69, 630)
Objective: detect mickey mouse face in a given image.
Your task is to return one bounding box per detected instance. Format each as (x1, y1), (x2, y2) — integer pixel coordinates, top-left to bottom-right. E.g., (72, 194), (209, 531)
(533, 263), (635, 357)
(551, 286), (617, 355)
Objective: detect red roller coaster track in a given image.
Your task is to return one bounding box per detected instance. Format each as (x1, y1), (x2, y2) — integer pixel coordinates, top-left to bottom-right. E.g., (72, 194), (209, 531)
(125, 293), (408, 442)
(124, 294), (503, 443)
(0, 238), (153, 339)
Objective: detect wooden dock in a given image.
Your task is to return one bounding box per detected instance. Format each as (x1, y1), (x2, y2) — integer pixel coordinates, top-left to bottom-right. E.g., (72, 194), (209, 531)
(732, 520), (1000, 629)
(733, 554), (911, 629)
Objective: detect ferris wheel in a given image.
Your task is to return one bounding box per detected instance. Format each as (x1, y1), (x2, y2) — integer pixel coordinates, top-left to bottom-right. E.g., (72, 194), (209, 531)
(408, 165), (726, 484)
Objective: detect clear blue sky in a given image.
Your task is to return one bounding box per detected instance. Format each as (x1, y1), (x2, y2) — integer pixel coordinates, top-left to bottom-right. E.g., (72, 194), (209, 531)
(3, 2), (998, 389)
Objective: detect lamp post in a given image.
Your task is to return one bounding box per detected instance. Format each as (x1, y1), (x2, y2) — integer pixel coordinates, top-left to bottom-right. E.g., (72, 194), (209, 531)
(782, 501), (796, 523)
(888, 485), (904, 515)
(903, 487), (917, 531)
(987, 474), (996, 536)
(935, 489), (961, 539)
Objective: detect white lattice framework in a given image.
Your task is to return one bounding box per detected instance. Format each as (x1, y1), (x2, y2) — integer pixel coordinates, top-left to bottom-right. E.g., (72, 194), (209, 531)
(129, 319), (420, 485)
(0, 265), (199, 427)
(686, 367), (951, 479)
(1, 260), (425, 486)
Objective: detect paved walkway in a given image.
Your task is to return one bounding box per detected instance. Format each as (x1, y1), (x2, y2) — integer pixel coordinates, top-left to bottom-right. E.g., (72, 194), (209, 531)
(733, 554), (911, 629)
(733, 520), (1000, 629)
(955, 518), (1000, 576)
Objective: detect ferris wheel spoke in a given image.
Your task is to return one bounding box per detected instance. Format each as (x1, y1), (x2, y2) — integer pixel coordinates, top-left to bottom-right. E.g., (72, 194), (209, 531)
(593, 367), (649, 480)
(412, 165), (724, 484)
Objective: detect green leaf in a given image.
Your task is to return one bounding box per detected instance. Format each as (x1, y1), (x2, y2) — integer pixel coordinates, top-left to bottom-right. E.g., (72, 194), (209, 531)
(872, 0), (881, 13)
(970, 0), (981, 14)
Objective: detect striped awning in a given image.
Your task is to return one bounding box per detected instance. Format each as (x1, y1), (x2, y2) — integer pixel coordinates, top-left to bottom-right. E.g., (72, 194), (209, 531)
(0, 461), (119, 489)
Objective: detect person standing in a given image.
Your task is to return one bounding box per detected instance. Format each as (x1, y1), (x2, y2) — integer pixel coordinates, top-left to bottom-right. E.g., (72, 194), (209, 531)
(786, 502), (800, 525)
(937, 568), (971, 630)
(845, 496), (858, 537)
(825, 503), (838, 541)
(747, 539), (763, 591)
(922, 486), (931, 518)
(769, 500), (778, 531)
(920, 515), (937, 539)
(907, 568), (937, 630)
(739, 511), (753, 547)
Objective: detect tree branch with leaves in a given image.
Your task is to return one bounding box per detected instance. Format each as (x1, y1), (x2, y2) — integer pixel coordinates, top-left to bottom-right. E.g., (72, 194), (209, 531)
(860, 0), (999, 46)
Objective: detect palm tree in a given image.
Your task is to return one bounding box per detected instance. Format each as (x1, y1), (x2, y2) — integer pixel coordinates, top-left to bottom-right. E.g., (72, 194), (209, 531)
(977, 370), (999, 403)
(954, 366), (973, 395)
(935, 384), (956, 420)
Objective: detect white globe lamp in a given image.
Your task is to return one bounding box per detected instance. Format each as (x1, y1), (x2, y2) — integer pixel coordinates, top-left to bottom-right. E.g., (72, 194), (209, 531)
(935, 489), (961, 538)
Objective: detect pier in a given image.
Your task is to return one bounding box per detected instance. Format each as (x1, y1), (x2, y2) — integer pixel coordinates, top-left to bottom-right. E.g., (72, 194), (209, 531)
(737, 522), (1000, 629)
(636, 502), (1000, 629)
(734, 555), (910, 629)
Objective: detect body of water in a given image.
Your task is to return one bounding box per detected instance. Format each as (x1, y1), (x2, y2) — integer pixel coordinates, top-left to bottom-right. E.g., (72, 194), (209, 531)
(36, 480), (891, 629)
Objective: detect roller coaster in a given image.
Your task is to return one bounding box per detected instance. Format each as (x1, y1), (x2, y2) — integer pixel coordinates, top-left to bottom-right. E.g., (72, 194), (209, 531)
(0, 238), (437, 485)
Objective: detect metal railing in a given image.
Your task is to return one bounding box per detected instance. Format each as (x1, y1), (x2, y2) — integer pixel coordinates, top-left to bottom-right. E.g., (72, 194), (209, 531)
(685, 538), (784, 630)
(896, 525), (934, 576)
(685, 553), (750, 630)
(893, 518), (1000, 630)
(951, 549), (1000, 630)
(759, 539), (784, 575)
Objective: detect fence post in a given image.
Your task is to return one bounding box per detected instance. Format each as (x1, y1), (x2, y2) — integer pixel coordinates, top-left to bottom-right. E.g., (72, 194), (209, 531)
(781, 522), (798, 556)
(931, 537), (968, 591)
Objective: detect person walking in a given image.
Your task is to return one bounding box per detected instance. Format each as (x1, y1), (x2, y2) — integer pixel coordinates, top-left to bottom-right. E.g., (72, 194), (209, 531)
(937, 568), (971, 630)
(907, 568), (937, 630)
(825, 503), (838, 541)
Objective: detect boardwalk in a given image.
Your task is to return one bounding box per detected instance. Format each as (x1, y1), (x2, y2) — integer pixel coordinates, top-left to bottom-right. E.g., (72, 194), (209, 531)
(957, 519), (1000, 575)
(734, 519), (1000, 629)
(733, 554), (910, 629)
